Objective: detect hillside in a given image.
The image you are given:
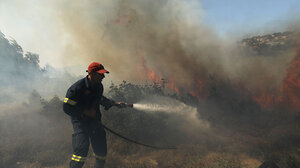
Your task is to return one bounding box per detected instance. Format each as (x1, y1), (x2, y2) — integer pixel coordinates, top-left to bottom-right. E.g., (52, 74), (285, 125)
(240, 31), (295, 55)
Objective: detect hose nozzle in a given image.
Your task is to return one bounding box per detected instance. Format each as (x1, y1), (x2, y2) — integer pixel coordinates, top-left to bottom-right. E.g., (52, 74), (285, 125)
(126, 103), (133, 108)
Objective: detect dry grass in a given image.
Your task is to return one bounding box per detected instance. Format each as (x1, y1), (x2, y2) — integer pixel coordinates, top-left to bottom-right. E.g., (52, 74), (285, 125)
(0, 83), (299, 168)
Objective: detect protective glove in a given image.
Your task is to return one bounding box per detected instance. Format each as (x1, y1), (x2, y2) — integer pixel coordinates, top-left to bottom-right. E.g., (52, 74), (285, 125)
(114, 102), (127, 108)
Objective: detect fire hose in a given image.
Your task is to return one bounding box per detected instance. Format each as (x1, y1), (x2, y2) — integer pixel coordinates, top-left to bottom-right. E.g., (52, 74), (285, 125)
(101, 103), (177, 150)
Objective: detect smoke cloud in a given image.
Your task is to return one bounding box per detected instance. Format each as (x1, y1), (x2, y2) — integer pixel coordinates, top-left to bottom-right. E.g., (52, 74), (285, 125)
(0, 31), (80, 107)
(50, 0), (299, 95)
(2, 0), (299, 94)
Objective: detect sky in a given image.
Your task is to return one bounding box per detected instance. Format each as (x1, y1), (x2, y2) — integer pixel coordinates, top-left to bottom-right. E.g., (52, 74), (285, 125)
(201, 0), (300, 36)
(0, 0), (300, 70)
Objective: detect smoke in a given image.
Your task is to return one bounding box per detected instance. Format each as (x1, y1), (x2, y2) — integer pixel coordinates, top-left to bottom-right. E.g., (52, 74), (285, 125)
(50, 0), (299, 96)
(2, 0), (299, 98)
(55, 0), (217, 83)
(0, 31), (80, 107)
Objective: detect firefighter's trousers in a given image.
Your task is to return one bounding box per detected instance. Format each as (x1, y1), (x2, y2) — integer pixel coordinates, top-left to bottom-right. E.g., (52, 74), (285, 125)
(70, 117), (107, 168)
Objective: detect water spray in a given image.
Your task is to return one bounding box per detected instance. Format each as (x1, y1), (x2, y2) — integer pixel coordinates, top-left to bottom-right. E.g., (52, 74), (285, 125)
(123, 103), (180, 113)
(124, 96), (210, 129)
(132, 103), (175, 112)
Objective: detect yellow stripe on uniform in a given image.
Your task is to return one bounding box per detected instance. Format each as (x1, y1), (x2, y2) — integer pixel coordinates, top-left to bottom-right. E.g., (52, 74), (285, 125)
(94, 154), (106, 160)
(71, 154), (86, 162)
(64, 98), (77, 106)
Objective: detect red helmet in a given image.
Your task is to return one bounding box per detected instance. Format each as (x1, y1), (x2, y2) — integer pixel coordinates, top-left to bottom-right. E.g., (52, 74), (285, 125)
(87, 62), (109, 74)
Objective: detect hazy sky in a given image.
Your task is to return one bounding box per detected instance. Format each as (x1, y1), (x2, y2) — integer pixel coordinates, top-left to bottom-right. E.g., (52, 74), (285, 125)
(202, 0), (300, 36)
(0, 0), (67, 68)
(0, 0), (299, 69)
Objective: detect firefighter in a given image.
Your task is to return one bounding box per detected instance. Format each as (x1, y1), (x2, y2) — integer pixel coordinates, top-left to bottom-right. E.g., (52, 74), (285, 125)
(63, 62), (126, 168)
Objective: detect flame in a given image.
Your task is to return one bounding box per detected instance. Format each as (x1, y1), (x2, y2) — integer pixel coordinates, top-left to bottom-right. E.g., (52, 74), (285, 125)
(189, 90), (198, 97)
(279, 44), (300, 111)
(136, 55), (179, 93)
(136, 55), (162, 83)
(135, 34), (300, 113)
(147, 69), (162, 83)
(253, 34), (300, 112)
(166, 79), (179, 94)
(136, 55), (206, 98)
(189, 78), (205, 99)
(136, 55), (179, 94)
(253, 93), (281, 109)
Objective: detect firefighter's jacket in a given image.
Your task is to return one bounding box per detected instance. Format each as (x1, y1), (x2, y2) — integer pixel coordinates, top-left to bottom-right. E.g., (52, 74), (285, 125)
(63, 76), (115, 120)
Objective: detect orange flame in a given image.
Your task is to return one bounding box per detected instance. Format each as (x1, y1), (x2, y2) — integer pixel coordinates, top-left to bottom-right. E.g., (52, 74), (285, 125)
(136, 55), (161, 83)
(135, 33), (300, 112)
(189, 78), (205, 99)
(279, 44), (300, 111)
(253, 93), (281, 109)
(253, 34), (300, 112)
(166, 79), (179, 94)
(135, 55), (179, 94)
